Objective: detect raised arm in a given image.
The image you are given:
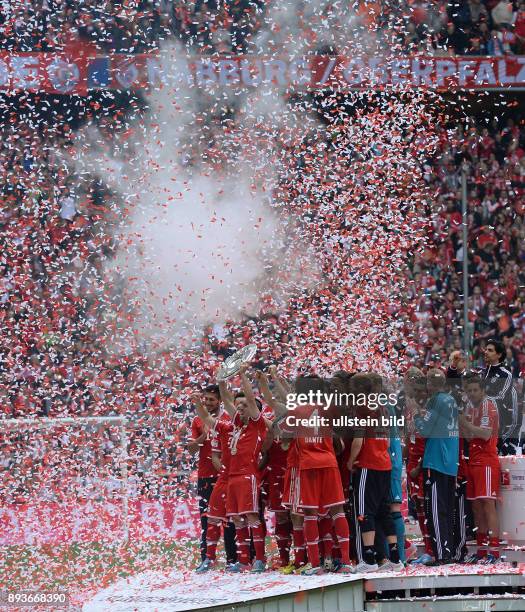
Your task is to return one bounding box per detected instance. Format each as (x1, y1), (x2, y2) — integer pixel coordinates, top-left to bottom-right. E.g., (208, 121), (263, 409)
(268, 365), (292, 404)
(191, 392), (216, 429)
(255, 370), (276, 411)
(255, 370), (287, 418)
(218, 379), (236, 419)
(239, 364), (260, 420)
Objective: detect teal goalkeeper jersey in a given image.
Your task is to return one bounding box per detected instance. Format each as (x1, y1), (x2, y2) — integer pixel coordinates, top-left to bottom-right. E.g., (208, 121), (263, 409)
(414, 391), (459, 477)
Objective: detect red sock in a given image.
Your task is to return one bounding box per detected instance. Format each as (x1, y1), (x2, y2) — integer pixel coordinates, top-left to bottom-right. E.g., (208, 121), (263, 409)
(477, 532), (488, 558)
(249, 521), (266, 562)
(333, 512), (350, 565)
(332, 525), (341, 559)
(292, 525), (306, 566)
(236, 525), (250, 564)
(319, 516), (334, 559)
(303, 516), (321, 568)
(318, 536), (325, 559)
(488, 536), (499, 559)
(275, 520), (291, 565)
(206, 523), (221, 561)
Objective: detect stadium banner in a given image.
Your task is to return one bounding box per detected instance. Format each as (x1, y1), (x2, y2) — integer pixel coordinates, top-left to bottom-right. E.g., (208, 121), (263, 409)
(0, 497), (199, 545)
(2, 51), (525, 94)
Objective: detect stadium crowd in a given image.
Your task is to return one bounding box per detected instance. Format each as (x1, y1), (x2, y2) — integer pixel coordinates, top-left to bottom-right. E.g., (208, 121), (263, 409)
(0, 1), (524, 529)
(1, 103), (525, 501)
(2, 1), (525, 56)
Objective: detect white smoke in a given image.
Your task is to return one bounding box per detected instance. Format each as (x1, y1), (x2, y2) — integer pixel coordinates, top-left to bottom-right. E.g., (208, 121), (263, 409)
(102, 43), (319, 348)
(69, 1), (370, 350)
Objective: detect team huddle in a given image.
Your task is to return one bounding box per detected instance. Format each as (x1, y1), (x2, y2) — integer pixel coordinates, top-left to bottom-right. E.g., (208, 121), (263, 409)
(188, 339), (517, 575)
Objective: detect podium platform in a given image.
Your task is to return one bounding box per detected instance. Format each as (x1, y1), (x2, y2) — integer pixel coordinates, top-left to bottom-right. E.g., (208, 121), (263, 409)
(83, 562), (525, 612)
(366, 563), (525, 611)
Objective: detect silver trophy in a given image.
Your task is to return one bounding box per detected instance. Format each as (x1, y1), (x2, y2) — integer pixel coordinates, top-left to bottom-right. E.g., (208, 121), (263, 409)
(216, 345), (257, 381)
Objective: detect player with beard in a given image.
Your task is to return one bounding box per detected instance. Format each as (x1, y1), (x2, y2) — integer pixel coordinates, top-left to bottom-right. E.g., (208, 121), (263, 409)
(187, 385), (224, 565)
(220, 364), (271, 573)
(193, 389), (237, 572)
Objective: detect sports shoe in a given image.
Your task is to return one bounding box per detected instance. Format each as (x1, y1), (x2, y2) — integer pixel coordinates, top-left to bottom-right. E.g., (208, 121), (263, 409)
(424, 558), (453, 567)
(195, 558), (214, 573)
(480, 554), (498, 565)
(411, 553), (433, 565)
(464, 553), (481, 565)
(251, 560), (266, 573)
(323, 557), (334, 572)
(335, 563), (356, 574)
(279, 563), (297, 575)
(379, 560), (404, 572)
(226, 561), (251, 573)
(300, 563), (324, 575)
(355, 561), (379, 573)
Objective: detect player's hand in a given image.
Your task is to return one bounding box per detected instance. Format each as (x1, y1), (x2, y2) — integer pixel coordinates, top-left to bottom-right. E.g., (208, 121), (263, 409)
(409, 466), (421, 479)
(190, 392), (202, 407)
(239, 363), (249, 376)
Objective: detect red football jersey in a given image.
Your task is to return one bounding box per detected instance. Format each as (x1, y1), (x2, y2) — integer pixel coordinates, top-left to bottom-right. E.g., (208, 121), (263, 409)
(267, 437), (289, 470)
(355, 437), (391, 471)
(211, 416), (234, 479)
(407, 433), (425, 468)
(191, 416), (218, 478)
(296, 435), (338, 470)
(468, 399), (499, 467)
(288, 404), (338, 470)
(262, 407), (288, 473)
(228, 412), (268, 477)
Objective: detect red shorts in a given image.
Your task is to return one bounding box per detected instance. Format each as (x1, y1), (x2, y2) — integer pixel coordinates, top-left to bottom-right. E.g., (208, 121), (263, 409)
(297, 466), (345, 514)
(226, 474), (260, 516)
(282, 466), (301, 513)
(208, 477), (228, 521)
(407, 464), (424, 500)
(263, 468), (287, 512)
(467, 464), (500, 500)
